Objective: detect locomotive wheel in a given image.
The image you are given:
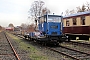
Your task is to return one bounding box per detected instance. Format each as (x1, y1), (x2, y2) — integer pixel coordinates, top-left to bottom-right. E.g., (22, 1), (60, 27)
(54, 43), (59, 46)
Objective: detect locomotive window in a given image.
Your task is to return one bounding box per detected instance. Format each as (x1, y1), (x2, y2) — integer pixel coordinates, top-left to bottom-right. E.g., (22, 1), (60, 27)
(81, 16), (85, 25)
(72, 18), (77, 25)
(50, 26), (58, 29)
(47, 17), (61, 22)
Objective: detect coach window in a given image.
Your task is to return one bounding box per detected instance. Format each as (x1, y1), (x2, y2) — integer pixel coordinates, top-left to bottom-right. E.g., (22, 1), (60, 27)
(81, 16), (85, 25)
(66, 20), (69, 26)
(73, 18), (77, 25)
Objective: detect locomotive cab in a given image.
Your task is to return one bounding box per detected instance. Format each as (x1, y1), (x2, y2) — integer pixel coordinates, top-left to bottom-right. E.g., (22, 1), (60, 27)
(37, 14), (67, 44)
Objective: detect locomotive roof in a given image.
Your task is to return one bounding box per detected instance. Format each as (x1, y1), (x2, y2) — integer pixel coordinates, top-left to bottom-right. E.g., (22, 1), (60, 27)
(63, 10), (90, 18)
(39, 14), (62, 18)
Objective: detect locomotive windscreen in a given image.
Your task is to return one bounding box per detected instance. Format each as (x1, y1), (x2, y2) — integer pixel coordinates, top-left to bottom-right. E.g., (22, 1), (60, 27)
(47, 16), (61, 22)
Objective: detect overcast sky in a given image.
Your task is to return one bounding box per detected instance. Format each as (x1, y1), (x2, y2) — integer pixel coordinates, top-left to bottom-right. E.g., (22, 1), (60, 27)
(0, 0), (90, 27)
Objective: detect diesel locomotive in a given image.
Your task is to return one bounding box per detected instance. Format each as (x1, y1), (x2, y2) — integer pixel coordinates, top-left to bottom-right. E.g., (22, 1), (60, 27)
(25, 13), (68, 45)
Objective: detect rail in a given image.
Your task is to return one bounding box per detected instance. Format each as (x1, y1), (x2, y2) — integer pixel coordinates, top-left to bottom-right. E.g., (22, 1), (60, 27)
(4, 32), (20, 60)
(47, 45), (90, 60)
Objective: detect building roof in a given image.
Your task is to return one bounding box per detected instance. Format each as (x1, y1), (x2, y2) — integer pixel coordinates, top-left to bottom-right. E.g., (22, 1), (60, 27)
(63, 11), (90, 18)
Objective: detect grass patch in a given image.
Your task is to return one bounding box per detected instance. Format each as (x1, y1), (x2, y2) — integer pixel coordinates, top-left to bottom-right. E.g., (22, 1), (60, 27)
(6, 32), (48, 60)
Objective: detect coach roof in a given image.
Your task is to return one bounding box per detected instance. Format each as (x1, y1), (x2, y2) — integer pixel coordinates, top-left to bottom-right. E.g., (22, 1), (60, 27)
(63, 10), (90, 18)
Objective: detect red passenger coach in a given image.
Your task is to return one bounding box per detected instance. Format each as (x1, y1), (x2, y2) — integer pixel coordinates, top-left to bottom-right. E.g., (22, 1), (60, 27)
(6, 27), (14, 31)
(63, 11), (90, 40)
(63, 26), (90, 34)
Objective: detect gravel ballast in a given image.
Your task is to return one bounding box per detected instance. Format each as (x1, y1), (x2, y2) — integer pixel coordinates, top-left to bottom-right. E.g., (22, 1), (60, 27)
(7, 32), (72, 60)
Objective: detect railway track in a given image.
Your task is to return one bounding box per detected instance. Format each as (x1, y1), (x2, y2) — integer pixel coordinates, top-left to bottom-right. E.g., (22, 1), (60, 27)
(64, 41), (90, 48)
(0, 32), (20, 60)
(47, 45), (90, 60)
(13, 33), (90, 60)
(66, 41), (90, 47)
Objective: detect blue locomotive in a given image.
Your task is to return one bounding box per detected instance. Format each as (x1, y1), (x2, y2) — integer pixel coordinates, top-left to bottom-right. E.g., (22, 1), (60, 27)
(28, 13), (67, 45)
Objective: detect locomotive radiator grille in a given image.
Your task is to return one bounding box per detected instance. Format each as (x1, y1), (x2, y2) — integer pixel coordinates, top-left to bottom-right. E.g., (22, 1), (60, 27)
(51, 32), (57, 35)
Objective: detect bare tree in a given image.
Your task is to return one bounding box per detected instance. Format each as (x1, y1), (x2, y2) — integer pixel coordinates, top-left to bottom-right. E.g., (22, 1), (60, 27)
(76, 4), (86, 13)
(42, 7), (50, 15)
(0, 26), (2, 30)
(20, 23), (27, 31)
(29, 0), (44, 19)
(29, 0), (50, 29)
(85, 2), (90, 11)
(64, 1), (90, 16)
(69, 9), (76, 14)
(65, 9), (70, 16)
(8, 23), (14, 27)
(29, 0), (44, 29)
(81, 4), (86, 12)
(76, 6), (82, 13)
(27, 23), (35, 32)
